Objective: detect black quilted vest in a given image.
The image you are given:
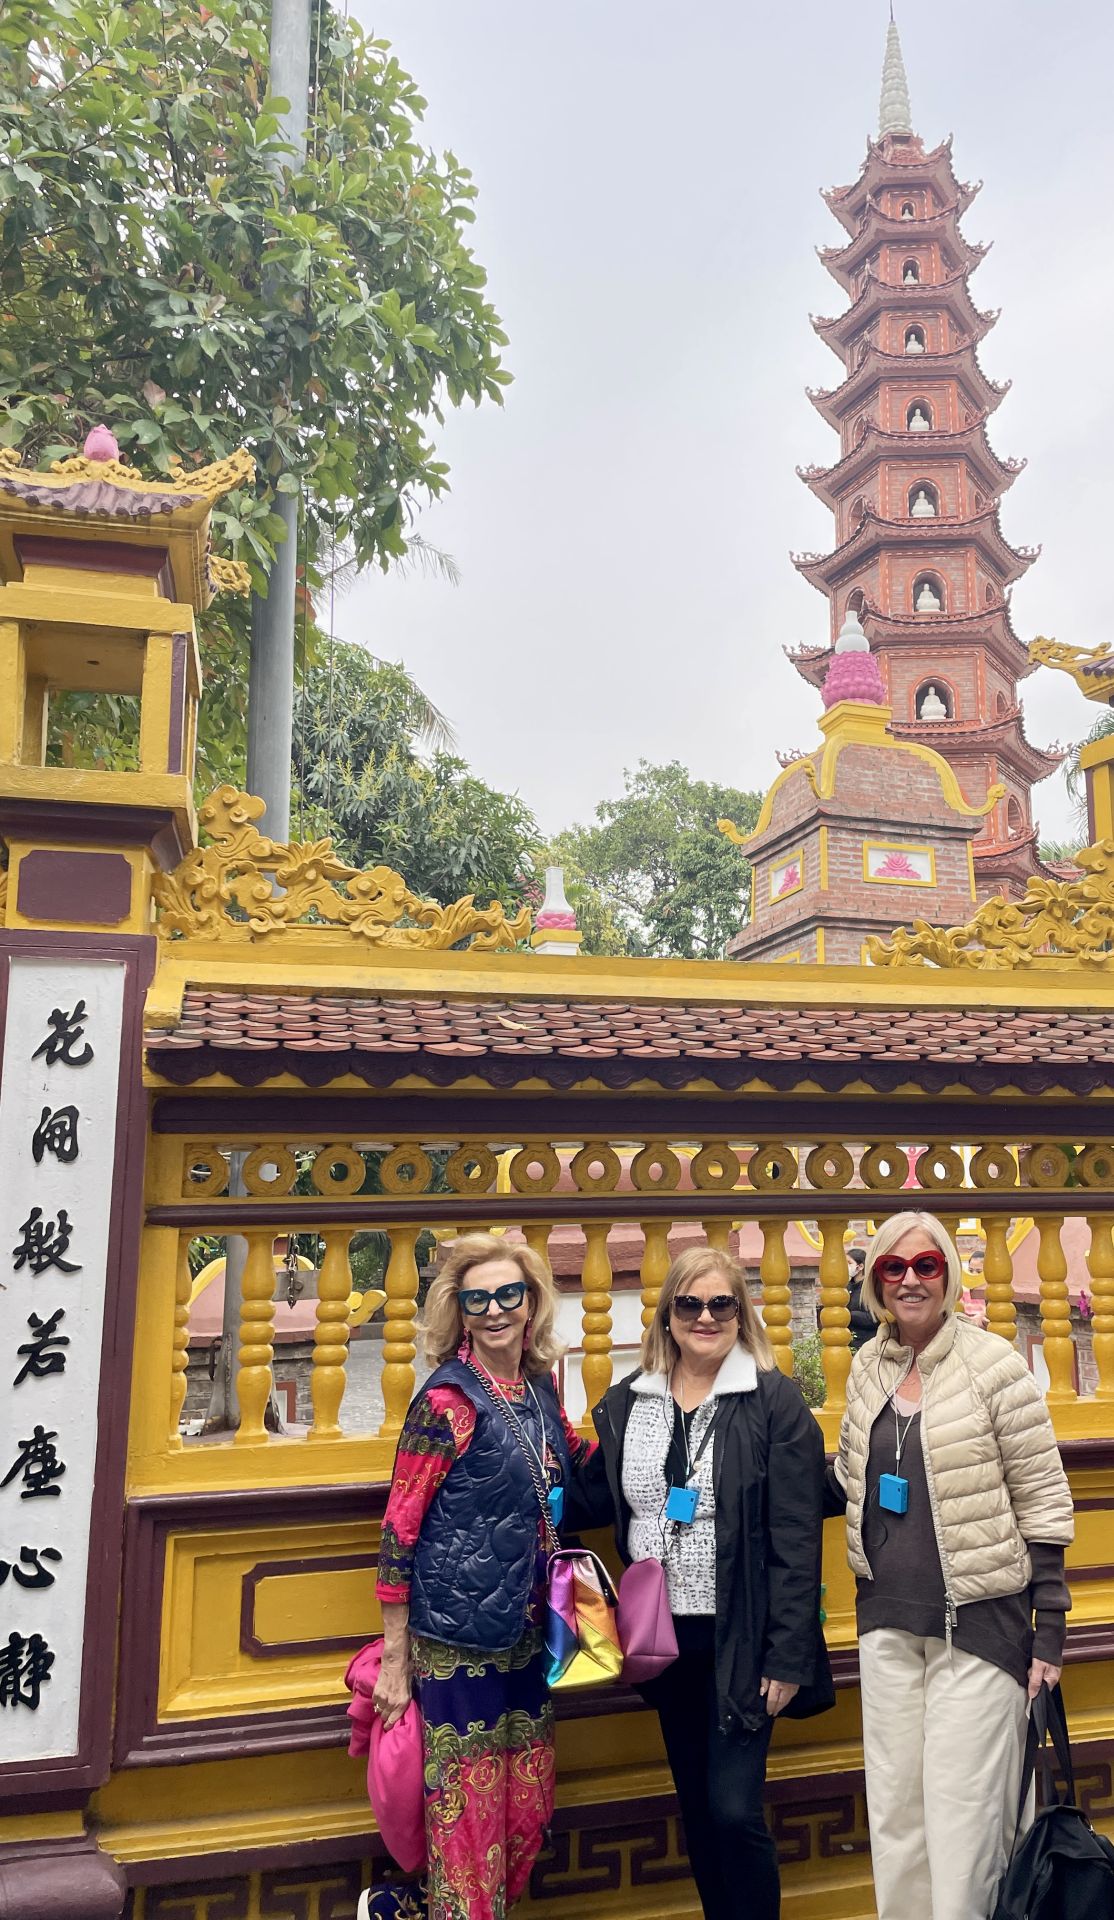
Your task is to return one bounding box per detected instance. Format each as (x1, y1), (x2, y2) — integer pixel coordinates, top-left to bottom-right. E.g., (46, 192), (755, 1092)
(407, 1359), (570, 1651)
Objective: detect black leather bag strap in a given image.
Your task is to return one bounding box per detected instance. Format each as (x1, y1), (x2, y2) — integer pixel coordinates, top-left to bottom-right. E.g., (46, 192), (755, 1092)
(1014, 1683), (1076, 1830)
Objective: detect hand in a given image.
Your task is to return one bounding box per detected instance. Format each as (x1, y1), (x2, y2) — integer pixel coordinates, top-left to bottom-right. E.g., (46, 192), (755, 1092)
(1027, 1659), (1061, 1701)
(373, 1654), (412, 1731)
(760, 1677), (799, 1718)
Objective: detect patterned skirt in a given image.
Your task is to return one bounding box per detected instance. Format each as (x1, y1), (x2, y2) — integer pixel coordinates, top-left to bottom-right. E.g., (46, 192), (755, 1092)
(410, 1625), (555, 1920)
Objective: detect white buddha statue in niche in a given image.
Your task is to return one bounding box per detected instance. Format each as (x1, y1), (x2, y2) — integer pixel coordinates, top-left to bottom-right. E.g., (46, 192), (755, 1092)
(908, 405), (931, 432)
(915, 578), (943, 613)
(911, 488), (936, 518)
(917, 684), (948, 720)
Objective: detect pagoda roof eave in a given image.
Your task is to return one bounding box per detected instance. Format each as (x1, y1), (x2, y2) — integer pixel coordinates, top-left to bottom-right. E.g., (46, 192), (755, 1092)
(807, 343), (1008, 429)
(797, 420), (1025, 511)
(811, 268), (996, 355)
(890, 714), (1065, 783)
(822, 135), (977, 234)
(819, 206), (989, 292)
(790, 504), (1039, 594)
(785, 601), (1034, 691)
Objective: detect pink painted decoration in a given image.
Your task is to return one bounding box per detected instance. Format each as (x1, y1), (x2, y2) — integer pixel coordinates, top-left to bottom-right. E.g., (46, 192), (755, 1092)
(83, 424), (120, 462)
(535, 910), (578, 929)
(775, 863), (801, 896)
(822, 648), (886, 708)
(874, 850), (922, 880)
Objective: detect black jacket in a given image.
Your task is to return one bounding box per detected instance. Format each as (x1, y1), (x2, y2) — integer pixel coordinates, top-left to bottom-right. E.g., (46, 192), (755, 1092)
(848, 1277), (877, 1352)
(571, 1364), (833, 1735)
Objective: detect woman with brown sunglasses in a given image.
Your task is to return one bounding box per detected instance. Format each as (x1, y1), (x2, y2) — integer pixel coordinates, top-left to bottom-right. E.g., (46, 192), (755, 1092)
(570, 1246), (832, 1920)
(826, 1210), (1074, 1920)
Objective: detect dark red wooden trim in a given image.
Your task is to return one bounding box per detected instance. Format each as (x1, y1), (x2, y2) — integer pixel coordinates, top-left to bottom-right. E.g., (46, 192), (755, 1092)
(0, 799), (188, 871)
(146, 1043), (1114, 1101)
(0, 931), (157, 1806)
(147, 1189), (1114, 1231)
(15, 532), (174, 599)
(152, 1089), (1114, 1143)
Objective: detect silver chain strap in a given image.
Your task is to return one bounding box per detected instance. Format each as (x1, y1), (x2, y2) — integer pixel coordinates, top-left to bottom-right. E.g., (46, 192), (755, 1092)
(464, 1357), (561, 1555)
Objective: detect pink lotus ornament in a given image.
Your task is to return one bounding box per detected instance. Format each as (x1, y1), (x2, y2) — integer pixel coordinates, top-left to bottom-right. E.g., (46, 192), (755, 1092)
(83, 424), (120, 463)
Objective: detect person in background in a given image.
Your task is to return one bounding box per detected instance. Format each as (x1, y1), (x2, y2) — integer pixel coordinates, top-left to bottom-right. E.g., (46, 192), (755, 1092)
(572, 1247), (832, 1920)
(961, 1247), (989, 1328)
(847, 1244), (875, 1351)
(371, 1234), (591, 1920)
(827, 1211), (1074, 1920)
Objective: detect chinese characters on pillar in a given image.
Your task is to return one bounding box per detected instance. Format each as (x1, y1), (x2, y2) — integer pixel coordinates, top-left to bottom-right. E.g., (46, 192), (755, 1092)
(0, 960), (125, 1764)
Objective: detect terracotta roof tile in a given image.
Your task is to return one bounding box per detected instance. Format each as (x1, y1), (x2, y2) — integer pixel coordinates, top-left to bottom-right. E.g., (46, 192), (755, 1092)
(143, 990), (1114, 1092)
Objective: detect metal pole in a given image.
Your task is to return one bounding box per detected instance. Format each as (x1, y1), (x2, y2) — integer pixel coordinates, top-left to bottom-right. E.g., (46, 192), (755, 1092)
(245, 0), (313, 841)
(208, 0), (313, 1431)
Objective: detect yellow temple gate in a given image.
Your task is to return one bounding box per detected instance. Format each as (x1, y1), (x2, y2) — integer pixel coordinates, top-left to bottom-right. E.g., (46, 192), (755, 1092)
(0, 440), (1112, 1920)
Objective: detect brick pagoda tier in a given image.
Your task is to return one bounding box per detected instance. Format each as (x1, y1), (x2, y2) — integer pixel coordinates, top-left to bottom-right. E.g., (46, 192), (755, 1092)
(725, 606), (997, 965)
(787, 19), (1061, 899)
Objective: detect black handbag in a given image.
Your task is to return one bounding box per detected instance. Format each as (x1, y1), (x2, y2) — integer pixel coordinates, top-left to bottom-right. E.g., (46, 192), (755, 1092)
(989, 1684), (1114, 1919)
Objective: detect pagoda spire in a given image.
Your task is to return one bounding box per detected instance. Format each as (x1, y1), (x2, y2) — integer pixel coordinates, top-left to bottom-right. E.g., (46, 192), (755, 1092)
(879, 15), (913, 137)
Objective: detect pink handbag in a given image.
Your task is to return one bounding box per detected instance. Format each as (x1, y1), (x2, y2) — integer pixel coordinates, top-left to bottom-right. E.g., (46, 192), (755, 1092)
(616, 1557), (678, 1684)
(344, 1641), (427, 1876)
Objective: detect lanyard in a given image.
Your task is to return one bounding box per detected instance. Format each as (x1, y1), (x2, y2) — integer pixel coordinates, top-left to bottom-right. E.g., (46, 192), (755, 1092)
(892, 1396), (918, 1473)
(676, 1398), (721, 1486)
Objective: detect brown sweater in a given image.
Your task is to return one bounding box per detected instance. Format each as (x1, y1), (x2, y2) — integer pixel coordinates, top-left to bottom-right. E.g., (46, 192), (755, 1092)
(853, 1406), (1068, 1685)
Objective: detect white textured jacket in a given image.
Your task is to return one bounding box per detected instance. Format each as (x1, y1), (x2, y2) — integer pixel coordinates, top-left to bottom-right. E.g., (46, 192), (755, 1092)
(834, 1313), (1074, 1620)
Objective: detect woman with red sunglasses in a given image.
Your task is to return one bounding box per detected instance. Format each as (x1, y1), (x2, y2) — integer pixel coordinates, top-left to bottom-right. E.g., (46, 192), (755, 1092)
(827, 1210), (1074, 1920)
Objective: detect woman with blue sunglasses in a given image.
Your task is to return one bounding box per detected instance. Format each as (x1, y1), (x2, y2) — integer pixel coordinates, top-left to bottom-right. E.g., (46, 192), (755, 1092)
(372, 1232), (590, 1920)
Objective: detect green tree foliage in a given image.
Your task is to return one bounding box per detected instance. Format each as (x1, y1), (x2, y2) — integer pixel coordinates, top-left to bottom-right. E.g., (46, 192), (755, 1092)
(1064, 710), (1114, 833)
(529, 837), (629, 957)
(554, 761), (762, 959)
(0, 0), (509, 787)
(296, 640), (537, 909)
(1038, 840), (1085, 868)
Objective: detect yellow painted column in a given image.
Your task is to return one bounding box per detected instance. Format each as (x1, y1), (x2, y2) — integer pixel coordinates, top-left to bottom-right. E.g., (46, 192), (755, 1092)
(138, 628), (174, 773)
(0, 619), (27, 763)
(818, 1216), (852, 1415)
(640, 1220), (671, 1331)
(760, 1218), (794, 1376)
(703, 1218), (732, 1255)
(234, 1231), (277, 1445)
(309, 1229), (353, 1441)
(167, 1236), (192, 1450)
(982, 1217), (1016, 1344)
(1036, 1216), (1075, 1403)
(580, 1222), (613, 1412)
(1086, 1216), (1114, 1403)
(522, 1223), (552, 1273)
(378, 1226), (419, 1439)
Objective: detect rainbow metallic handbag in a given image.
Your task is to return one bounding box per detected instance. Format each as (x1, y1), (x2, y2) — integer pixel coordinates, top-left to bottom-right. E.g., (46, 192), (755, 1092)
(543, 1547), (624, 1692)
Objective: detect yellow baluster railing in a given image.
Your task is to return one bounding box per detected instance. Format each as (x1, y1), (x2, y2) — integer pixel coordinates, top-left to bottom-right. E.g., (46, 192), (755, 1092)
(522, 1222), (552, 1273)
(818, 1215), (852, 1414)
(235, 1230), (277, 1445)
(759, 1218), (793, 1376)
(379, 1226), (420, 1439)
(1036, 1215), (1075, 1403)
(982, 1217), (1016, 1344)
(640, 1219), (671, 1331)
(702, 1218), (732, 1256)
(580, 1222), (613, 1411)
(309, 1229), (353, 1442)
(1086, 1216), (1114, 1403)
(168, 1235), (192, 1450)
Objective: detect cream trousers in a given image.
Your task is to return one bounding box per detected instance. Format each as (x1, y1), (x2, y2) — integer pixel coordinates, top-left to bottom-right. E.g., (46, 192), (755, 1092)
(859, 1630), (1029, 1920)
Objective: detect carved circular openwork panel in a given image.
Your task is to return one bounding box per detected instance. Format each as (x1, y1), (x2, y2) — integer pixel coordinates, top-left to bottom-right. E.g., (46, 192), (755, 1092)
(242, 1146), (297, 1195)
(914, 1146), (964, 1191)
(378, 1146), (433, 1195)
(969, 1146), (1019, 1191)
(570, 1144), (622, 1193)
(183, 1145), (229, 1199)
(630, 1144), (682, 1192)
(1026, 1144), (1071, 1190)
(746, 1144), (798, 1192)
(860, 1143), (907, 1191)
(1077, 1146), (1114, 1190)
(508, 1143), (561, 1194)
(691, 1144), (741, 1192)
(444, 1146), (498, 1194)
(310, 1144), (366, 1196)
(805, 1144), (854, 1192)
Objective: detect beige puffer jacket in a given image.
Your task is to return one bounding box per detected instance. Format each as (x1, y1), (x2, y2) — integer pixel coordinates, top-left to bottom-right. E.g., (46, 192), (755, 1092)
(834, 1313), (1073, 1613)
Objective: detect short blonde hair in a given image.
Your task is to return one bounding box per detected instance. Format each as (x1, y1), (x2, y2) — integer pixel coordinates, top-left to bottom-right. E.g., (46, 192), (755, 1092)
(860, 1211), (964, 1324)
(641, 1245), (774, 1375)
(421, 1232), (564, 1377)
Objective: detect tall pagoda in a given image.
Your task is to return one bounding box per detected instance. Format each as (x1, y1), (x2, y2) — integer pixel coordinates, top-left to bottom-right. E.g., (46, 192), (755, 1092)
(788, 19), (1061, 898)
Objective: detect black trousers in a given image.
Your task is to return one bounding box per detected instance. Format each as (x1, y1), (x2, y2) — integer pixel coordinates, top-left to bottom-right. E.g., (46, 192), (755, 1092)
(641, 1618), (779, 1920)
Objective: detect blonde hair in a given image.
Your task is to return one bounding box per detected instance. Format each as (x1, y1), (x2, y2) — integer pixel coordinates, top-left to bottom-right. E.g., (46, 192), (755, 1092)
(641, 1245), (774, 1375)
(421, 1232), (564, 1377)
(860, 1210), (964, 1324)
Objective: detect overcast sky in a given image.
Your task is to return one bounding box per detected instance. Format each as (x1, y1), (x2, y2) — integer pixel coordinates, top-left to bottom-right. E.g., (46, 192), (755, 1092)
(344, 1), (1114, 848)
